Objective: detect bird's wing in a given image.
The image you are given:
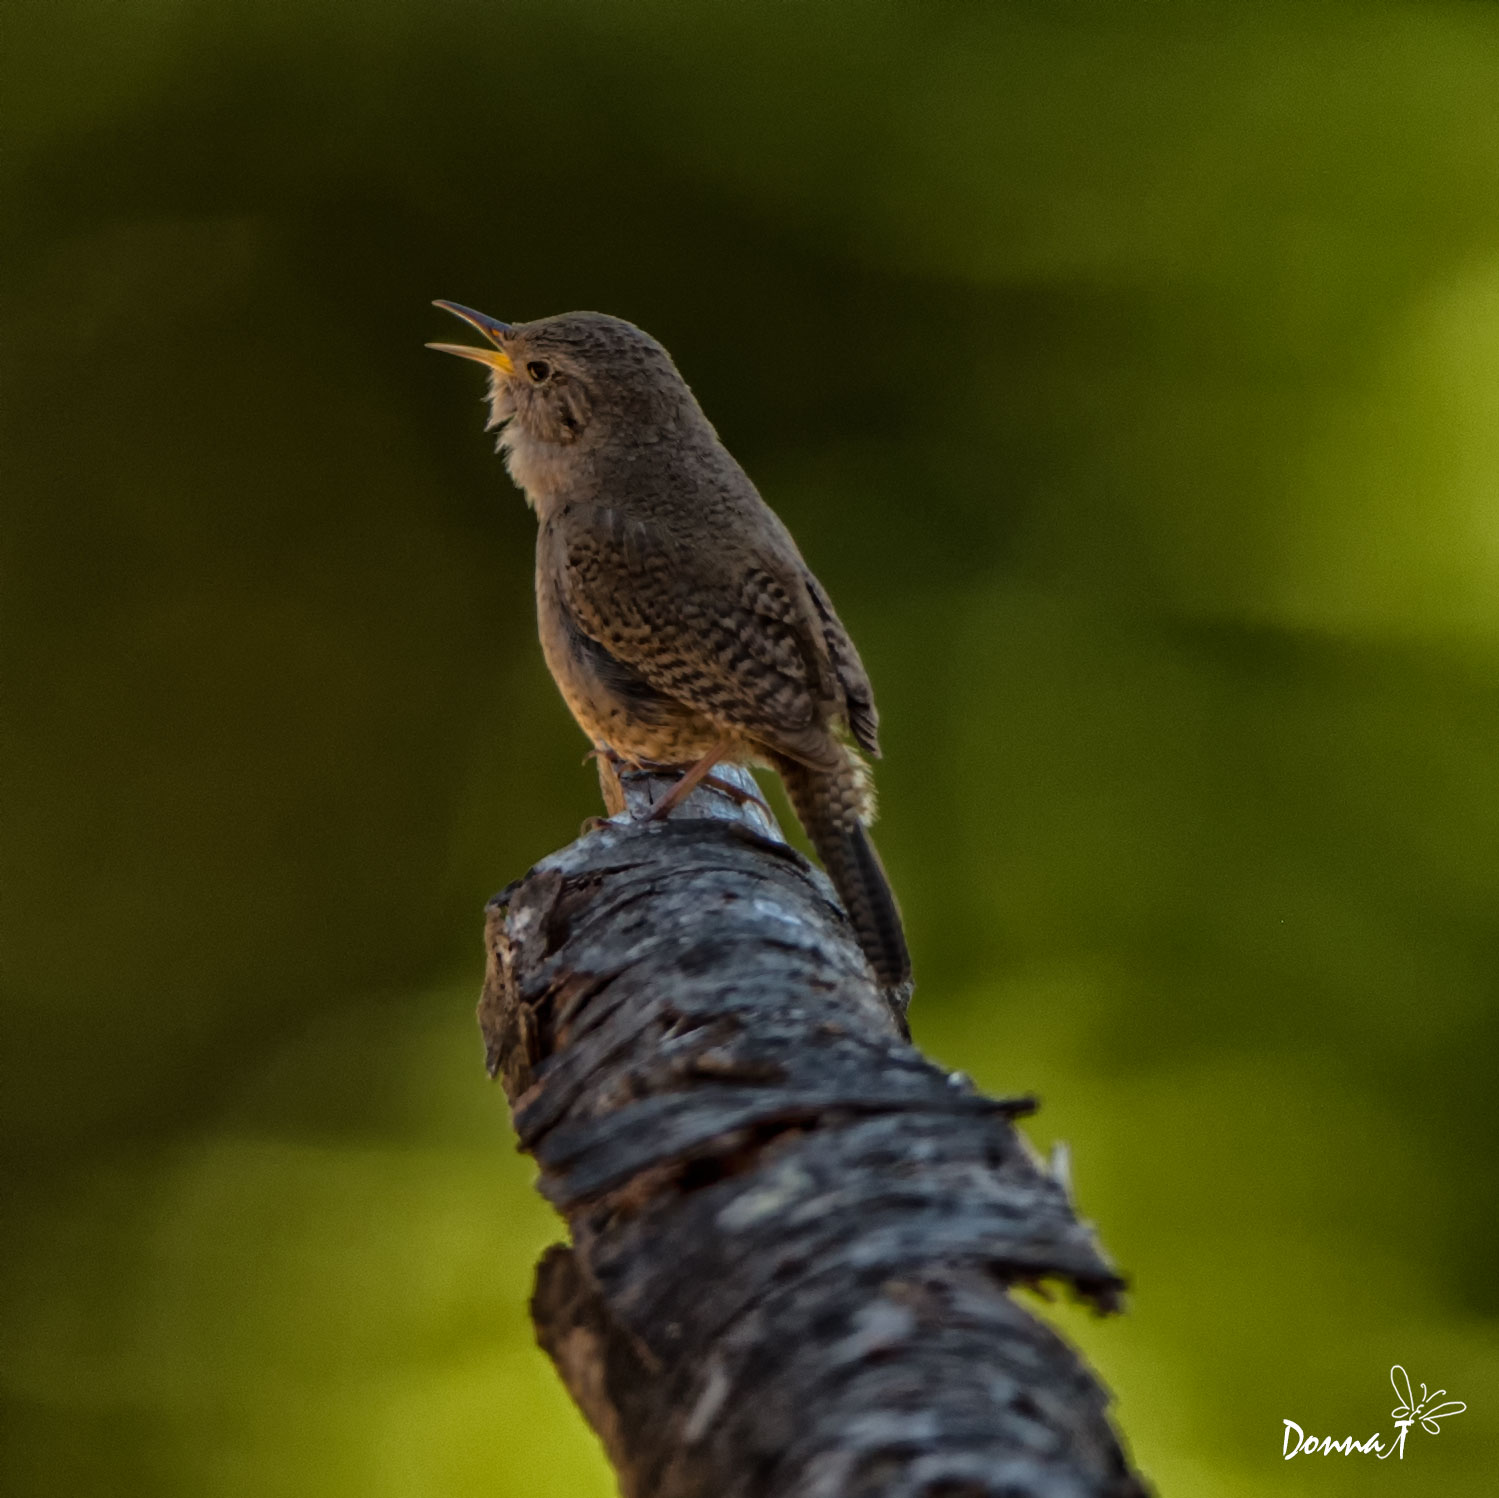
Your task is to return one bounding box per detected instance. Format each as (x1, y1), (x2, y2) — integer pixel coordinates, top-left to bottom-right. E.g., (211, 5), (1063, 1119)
(800, 567), (880, 757)
(551, 503), (842, 768)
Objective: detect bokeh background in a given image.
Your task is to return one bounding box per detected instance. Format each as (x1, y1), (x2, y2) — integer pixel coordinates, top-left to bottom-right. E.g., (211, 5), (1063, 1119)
(5, 0), (1498, 1492)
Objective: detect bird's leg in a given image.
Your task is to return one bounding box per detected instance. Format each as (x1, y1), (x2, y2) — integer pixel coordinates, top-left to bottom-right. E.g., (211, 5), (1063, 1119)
(584, 743), (633, 819)
(642, 738), (736, 822)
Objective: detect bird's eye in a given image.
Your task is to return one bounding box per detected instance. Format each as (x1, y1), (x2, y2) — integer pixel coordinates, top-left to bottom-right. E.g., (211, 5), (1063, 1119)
(526, 360), (551, 383)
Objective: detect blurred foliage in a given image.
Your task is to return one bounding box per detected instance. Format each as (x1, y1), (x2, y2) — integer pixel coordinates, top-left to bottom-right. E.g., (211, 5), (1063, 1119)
(4, 0), (1498, 1493)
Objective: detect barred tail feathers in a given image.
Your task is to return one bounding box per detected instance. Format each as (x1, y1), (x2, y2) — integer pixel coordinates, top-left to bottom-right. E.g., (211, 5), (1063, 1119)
(773, 751), (910, 990)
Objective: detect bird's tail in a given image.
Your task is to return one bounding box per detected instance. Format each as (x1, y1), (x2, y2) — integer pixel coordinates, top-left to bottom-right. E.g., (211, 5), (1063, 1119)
(774, 751), (911, 990)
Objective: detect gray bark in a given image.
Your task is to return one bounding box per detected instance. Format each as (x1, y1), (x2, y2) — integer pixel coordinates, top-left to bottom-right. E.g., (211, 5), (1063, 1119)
(479, 762), (1148, 1498)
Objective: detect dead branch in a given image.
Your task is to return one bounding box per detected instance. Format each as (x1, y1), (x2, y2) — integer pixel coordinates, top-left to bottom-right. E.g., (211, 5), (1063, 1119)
(479, 763), (1147, 1498)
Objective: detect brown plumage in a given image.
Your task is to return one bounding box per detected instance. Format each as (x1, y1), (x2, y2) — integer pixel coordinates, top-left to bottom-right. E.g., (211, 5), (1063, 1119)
(429, 302), (910, 989)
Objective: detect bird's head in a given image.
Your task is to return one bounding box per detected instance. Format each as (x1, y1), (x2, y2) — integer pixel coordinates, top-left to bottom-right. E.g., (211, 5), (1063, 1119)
(428, 303), (705, 502)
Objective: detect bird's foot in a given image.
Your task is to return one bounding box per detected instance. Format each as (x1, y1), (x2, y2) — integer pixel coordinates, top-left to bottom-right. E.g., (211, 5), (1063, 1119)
(585, 742), (769, 823)
(698, 773), (772, 815)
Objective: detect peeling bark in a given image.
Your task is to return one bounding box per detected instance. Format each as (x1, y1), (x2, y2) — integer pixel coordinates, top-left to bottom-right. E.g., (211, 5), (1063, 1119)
(480, 763), (1147, 1497)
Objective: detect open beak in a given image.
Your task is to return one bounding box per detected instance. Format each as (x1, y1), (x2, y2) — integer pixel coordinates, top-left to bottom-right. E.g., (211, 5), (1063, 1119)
(427, 300), (515, 373)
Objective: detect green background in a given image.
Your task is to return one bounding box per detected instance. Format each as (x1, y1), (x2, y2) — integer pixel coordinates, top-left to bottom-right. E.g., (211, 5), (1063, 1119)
(4, 1), (1497, 1492)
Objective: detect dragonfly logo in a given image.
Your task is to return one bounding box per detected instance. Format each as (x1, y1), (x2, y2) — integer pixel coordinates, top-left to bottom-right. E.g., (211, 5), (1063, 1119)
(1282, 1366), (1466, 1460)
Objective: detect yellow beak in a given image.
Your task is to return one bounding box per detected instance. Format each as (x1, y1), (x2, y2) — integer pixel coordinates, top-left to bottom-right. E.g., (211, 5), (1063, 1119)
(427, 300), (515, 374)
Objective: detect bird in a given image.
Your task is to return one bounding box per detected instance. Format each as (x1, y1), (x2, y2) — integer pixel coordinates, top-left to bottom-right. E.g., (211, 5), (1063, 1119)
(428, 301), (911, 991)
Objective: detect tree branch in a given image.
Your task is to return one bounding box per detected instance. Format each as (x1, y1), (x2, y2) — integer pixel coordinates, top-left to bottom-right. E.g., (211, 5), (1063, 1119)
(479, 763), (1147, 1497)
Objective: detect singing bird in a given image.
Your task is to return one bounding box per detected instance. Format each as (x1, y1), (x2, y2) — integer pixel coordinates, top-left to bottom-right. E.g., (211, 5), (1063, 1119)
(429, 302), (910, 990)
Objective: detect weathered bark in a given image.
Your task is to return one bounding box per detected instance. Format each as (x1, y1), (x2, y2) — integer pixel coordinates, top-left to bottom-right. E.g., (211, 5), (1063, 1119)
(480, 763), (1147, 1498)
